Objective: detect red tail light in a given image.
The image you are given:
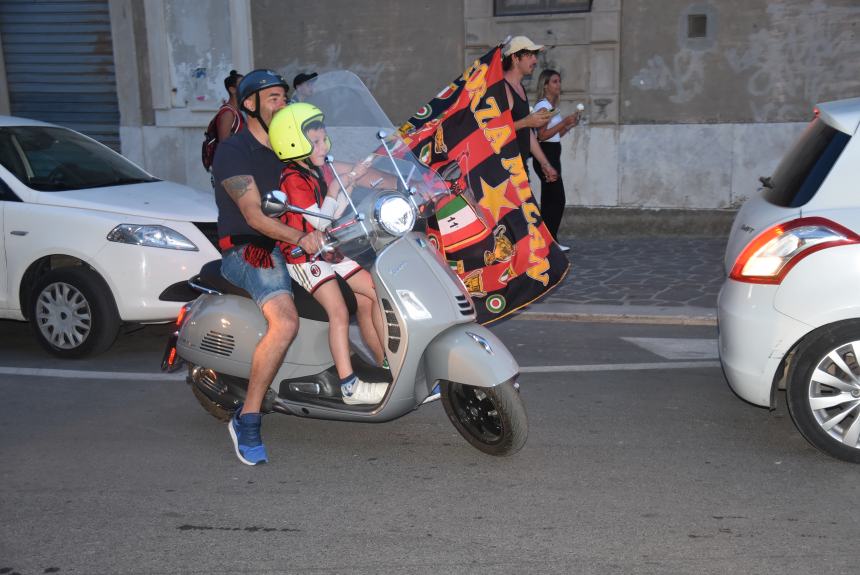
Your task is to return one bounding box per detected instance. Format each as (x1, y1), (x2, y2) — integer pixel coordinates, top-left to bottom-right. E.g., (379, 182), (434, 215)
(175, 303), (191, 326)
(730, 217), (860, 284)
(162, 303), (191, 372)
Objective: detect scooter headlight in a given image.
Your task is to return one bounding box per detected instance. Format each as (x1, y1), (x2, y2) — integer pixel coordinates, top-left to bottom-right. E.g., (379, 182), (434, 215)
(374, 194), (416, 236)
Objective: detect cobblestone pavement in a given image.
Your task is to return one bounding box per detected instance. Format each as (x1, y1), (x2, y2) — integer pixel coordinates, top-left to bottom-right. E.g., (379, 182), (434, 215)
(547, 236), (728, 309)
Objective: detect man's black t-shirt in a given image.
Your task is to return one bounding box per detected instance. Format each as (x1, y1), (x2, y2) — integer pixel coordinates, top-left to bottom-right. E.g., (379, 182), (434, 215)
(505, 79), (532, 164)
(211, 128), (285, 240)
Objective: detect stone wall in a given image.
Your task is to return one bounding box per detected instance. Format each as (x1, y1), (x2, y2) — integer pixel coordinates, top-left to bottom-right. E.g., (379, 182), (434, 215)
(104, 0), (860, 209)
(465, 0), (620, 123)
(252, 0), (464, 128)
(622, 0), (860, 124)
(465, 0), (859, 211)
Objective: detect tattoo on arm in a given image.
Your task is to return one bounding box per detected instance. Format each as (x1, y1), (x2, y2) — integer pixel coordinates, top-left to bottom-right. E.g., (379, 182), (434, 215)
(222, 175), (255, 203)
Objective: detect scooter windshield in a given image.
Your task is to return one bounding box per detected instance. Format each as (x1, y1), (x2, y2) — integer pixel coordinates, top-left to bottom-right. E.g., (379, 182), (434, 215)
(301, 71), (450, 264)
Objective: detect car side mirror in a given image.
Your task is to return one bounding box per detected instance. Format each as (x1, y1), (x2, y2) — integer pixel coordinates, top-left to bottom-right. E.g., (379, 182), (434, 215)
(261, 190), (289, 218)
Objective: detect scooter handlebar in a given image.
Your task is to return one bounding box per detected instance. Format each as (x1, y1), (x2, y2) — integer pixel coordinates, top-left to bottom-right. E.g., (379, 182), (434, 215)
(290, 232), (336, 259)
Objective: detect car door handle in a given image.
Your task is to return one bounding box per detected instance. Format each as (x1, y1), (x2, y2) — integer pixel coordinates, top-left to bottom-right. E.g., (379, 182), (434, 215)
(10, 231), (28, 236)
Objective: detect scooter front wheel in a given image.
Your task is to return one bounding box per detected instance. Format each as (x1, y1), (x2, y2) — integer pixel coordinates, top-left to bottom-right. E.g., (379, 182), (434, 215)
(441, 380), (527, 456)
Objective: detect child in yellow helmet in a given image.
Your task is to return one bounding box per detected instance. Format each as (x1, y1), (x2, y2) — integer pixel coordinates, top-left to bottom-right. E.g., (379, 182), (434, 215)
(269, 103), (389, 405)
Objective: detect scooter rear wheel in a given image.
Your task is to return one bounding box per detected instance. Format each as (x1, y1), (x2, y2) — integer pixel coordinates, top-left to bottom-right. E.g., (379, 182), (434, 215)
(441, 380), (527, 456)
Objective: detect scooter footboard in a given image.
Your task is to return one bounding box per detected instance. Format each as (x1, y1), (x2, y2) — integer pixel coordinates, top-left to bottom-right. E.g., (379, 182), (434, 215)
(422, 324), (519, 389)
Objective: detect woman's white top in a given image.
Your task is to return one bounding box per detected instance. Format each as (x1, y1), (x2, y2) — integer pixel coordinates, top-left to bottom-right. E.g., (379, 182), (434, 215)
(534, 98), (562, 143)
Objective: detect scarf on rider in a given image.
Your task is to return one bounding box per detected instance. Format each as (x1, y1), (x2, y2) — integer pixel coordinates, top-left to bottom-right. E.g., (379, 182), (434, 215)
(218, 234), (277, 269)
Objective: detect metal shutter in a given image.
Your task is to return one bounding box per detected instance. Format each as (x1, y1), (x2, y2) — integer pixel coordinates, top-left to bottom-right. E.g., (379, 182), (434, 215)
(0, 0), (120, 149)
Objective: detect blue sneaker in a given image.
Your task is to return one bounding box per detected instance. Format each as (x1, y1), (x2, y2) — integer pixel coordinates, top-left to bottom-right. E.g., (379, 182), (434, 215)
(228, 410), (268, 466)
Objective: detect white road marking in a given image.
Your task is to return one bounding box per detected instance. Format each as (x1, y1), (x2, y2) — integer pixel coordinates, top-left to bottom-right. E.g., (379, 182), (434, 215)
(0, 357), (721, 382)
(520, 361), (720, 373)
(622, 337), (719, 360)
(0, 366), (185, 381)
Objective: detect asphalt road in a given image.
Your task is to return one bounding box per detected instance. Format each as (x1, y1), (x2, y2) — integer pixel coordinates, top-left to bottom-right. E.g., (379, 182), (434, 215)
(1, 318), (858, 574)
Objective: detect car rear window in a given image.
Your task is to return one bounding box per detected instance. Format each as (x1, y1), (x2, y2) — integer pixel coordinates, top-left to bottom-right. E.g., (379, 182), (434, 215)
(763, 117), (851, 208)
(0, 126), (157, 191)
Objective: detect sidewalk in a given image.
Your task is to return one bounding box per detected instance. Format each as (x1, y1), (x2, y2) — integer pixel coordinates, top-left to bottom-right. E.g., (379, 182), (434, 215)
(521, 236), (728, 325)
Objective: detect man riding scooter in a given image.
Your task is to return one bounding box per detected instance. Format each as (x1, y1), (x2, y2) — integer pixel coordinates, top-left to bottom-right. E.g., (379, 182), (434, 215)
(212, 69), (326, 466)
(168, 70), (527, 460)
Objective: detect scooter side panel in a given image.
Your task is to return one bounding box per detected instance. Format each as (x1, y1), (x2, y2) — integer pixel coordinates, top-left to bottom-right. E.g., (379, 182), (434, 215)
(373, 234), (474, 405)
(177, 294), (335, 380)
(423, 324), (519, 388)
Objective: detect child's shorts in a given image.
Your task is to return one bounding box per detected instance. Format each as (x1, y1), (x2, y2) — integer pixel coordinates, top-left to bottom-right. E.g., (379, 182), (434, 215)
(287, 257), (362, 294)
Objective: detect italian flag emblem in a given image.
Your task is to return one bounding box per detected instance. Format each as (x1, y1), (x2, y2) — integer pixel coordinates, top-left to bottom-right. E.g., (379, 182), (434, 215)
(435, 195), (491, 251)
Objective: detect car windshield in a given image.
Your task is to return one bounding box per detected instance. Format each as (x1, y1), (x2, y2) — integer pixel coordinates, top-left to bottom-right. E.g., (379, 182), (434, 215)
(0, 125), (157, 191)
(763, 117), (851, 208)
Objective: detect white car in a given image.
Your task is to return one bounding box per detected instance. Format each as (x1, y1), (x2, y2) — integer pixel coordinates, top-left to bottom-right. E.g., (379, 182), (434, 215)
(0, 115), (220, 357)
(718, 97), (860, 463)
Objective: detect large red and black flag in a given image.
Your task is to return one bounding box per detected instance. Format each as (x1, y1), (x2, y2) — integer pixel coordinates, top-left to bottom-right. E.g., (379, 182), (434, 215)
(399, 45), (569, 324)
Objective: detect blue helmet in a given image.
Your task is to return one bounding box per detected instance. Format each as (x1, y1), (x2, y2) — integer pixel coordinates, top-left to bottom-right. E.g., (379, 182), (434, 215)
(237, 69), (289, 111)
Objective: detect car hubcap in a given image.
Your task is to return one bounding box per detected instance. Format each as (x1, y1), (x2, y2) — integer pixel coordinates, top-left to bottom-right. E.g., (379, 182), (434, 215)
(35, 281), (92, 349)
(807, 340), (860, 448)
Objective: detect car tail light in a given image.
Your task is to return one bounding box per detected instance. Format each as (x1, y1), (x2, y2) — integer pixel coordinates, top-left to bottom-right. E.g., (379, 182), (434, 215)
(730, 217), (860, 284)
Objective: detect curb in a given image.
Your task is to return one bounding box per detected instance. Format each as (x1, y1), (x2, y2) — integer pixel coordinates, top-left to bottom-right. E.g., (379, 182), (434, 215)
(514, 303), (717, 326)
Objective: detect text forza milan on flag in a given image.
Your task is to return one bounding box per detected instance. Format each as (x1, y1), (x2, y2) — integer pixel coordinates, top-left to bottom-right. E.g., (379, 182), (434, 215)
(400, 45), (569, 324)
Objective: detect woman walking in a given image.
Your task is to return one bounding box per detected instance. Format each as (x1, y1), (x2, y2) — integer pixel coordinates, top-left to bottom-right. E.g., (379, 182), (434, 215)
(532, 69), (581, 252)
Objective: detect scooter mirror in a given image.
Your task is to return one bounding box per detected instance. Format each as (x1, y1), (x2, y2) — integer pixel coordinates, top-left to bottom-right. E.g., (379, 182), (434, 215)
(261, 190), (289, 218)
(439, 161), (462, 183)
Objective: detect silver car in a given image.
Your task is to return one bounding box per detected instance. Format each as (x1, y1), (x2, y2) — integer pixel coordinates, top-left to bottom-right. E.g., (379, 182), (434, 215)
(719, 97), (860, 463)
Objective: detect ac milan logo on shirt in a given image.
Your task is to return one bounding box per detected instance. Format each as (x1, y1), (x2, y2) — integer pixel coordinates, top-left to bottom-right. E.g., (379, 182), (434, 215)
(310, 264), (321, 277)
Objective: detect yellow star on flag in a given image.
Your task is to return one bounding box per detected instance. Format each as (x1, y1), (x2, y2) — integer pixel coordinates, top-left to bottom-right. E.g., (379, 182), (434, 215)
(478, 178), (516, 222)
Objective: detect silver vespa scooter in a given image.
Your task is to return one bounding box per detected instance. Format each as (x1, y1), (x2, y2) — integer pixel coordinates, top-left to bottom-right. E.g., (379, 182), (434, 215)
(162, 71), (527, 455)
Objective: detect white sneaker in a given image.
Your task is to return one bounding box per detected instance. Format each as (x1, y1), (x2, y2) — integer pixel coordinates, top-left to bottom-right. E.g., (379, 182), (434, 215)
(558, 244), (571, 253)
(342, 378), (388, 405)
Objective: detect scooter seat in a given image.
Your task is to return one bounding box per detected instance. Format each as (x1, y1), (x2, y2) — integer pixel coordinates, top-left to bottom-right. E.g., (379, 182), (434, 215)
(195, 259), (357, 321)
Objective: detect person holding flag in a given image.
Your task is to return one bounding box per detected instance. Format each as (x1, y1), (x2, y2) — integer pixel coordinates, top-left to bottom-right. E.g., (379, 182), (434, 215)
(501, 36), (558, 185)
(399, 38), (570, 324)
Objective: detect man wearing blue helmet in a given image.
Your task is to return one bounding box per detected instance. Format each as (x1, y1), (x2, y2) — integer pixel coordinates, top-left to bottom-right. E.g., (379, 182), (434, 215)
(211, 69), (325, 466)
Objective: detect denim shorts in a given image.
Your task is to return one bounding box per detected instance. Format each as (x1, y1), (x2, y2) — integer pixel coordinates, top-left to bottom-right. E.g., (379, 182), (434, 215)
(220, 245), (293, 308)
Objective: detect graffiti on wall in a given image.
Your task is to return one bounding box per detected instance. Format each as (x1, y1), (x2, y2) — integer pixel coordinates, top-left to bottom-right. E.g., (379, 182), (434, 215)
(628, 0), (860, 121)
(630, 50), (706, 104)
(725, 0), (860, 121)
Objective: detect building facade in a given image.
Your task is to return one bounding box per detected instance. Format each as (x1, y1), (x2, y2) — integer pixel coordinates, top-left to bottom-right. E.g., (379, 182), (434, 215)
(1, 0), (858, 218)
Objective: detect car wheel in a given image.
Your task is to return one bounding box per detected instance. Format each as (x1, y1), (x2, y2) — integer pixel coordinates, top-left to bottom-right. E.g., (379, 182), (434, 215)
(786, 320), (860, 463)
(29, 267), (121, 358)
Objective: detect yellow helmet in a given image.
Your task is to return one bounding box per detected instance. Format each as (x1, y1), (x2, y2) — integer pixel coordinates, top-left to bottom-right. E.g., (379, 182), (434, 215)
(269, 102), (329, 162)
